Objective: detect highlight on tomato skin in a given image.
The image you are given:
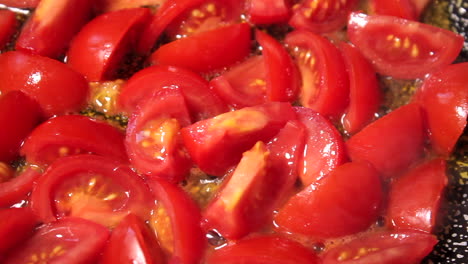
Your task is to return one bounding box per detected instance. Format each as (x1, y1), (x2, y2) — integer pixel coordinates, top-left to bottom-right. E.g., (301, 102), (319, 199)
(386, 158), (448, 233)
(206, 235), (320, 264)
(30, 154), (154, 228)
(412, 62), (468, 157)
(347, 12), (464, 80)
(0, 167), (42, 208)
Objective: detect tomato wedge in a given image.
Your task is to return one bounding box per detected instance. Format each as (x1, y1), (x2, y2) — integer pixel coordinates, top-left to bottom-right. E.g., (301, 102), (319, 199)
(346, 103), (425, 179)
(0, 167), (42, 208)
(147, 179), (205, 264)
(101, 214), (165, 264)
(30, 154), (153, 228)
(0, 0), (39, 8)
(149, 23), (251, 74)
(181, 102), (296, 176)
(347, 12), (464, 79)
(285, 30), (349, 120)
(369, 0), (418, 20)
(295, 107), (347, 186)
(67, 8), (151, 81)
(275, 162), (382, 238)
(322, 230), (438, 264)
(256, 29), (300, 102)
(0, 9), (16, 50)
(94, 0), (164, 13)
(339, 42), (381, 135)
(289, 0), (358, 33)
(3, 217), (109, 264)
(0, 51), (89, 117)
(412, 62), (468, 156)
(16, 0), (93, 58)
(21, 115), (128, 167)
(126, 88), (192, 182)
(0, 208), (38, 255)
(206, 235), (320, 264)
(248, 0), (290, 24)
(0, 91), (42, 163)
(119, 65), (227, 120)
(387, 159), (448, 233)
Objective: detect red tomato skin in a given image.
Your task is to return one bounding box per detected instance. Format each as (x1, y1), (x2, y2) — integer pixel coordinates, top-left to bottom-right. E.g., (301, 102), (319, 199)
(100, 214), (165, 264)
(119, 65), (228, 120)
(248, 0), (291, 24)
(4, 217), (110, 264)
(206, 235), (320, 264)
(339, 42), (381, 135)
(289, 0), (359, 33)
(15, 0), (93, 58)
(94, 0), (164, 13)
(30, 154), (153, 226)
(0, 168), (41, 208)
(126, 88), (192, 182)
(256, 30), (300, 102)
(285, 30), (349, 120)
(0, 51), (89, 117)
(149, 23), (251, 74)
(0, 0), (39, 8)
(0, 208), (38, 255)
(387, 158), (448, 233)
(21, 115), (128, 167)
(369, 0), (417, 20)
(181, 102), (296, 176)
(347, 12), (464, 79)
(0, 10), (17, 50)
(322, 230), (438, 264)
(137, 0), (205, 54)
(0, 91), (42, 163)
(346, 103), (425, 179)
(295, 107), (347, 186)
(412, 62), (468, 156)
(147, 179), (205, 264)
(275, 162), (383, 238)
(67, 8), (151, 81)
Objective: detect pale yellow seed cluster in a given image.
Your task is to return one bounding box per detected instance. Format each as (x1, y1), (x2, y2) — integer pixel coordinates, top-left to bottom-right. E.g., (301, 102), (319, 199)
(28, 245), (66, 264)
(387, 35), (420, 57)
(337, 247), (380, 261)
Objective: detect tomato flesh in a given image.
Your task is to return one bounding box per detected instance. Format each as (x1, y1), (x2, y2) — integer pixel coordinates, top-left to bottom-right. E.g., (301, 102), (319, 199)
(0, 9), (16, 50)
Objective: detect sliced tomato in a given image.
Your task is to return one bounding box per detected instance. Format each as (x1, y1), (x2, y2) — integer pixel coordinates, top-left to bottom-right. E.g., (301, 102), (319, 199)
(181, 102), (296, 176)
(94, 0), (164, 13)
(0, 0), (40, 8)
(101, 214), (165, 264)
(0, 208), (38, 255)
(0, 162), (14, 183)
(118, 65), (228, 120)
(149, 23), (251, 74)
(387, 159), (448, 233)
(137, 0), (205, 54)
(67, 8), (151, 81)
(15, 0), (93, 58)
(0, 91), (42, 163)
(274, 162), (383, 238)
(126, 88), (192, 182)
(346, 103), (425, 179)
(0, 9), (16, 50)
(209, 55), (268, 109)
(3, 217), (109, 264)
(412, 62), (468, 156)
(256, 29), (300, 102)
(322, 230), (437, 264)
(0, 167), (42, 208)
(30, 154), (153, 228)
(295, 107), (347, 186)
(289, 0), (358, 33)
(347, 12), (464, 79)
(147, 179), (205, 264)
(0, 51), (89, 117)
(166, 0), (245, 39)
(369, 0), (417, 20)
(339, 42), (381, 135)
(21, 115), (128, 167)
(206, 235), (320, 264)
(285, 30), (349, 120)
(248, 0), (290, 24)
